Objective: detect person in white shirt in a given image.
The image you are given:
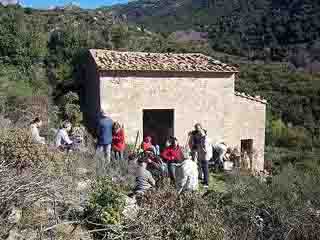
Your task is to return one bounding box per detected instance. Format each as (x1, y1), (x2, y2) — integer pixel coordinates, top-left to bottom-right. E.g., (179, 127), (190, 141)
(212, 141), (228, 170)
(175, 151), (199, 194)
(198, 132), (213, 188)
(55, 121), (73, 150)
(30, 117), (45, 144)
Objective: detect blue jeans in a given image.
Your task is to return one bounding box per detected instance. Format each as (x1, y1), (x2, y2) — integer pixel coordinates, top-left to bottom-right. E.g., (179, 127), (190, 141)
(96, 144), (111, 176)
(167, 162), (177, 184)
(201, 160), (209, 185)
(113, 150), (124, 161)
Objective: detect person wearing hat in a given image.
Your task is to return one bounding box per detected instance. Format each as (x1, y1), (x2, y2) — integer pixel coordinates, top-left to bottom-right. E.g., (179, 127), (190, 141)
(96, 109), (113, 176)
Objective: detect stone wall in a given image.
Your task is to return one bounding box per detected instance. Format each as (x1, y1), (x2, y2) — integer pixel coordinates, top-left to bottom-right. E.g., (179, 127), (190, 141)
(98, 72), (235, 145)
(231, 95), (266, 171)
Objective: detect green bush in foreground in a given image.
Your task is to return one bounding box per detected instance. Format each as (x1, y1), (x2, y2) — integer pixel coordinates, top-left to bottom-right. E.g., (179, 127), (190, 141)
(215, 164), (320, 240)
(86, 177), (126, 226)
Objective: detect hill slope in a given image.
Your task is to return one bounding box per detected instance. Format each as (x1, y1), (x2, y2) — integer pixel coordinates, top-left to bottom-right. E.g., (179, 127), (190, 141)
(108, 0), (320, 66)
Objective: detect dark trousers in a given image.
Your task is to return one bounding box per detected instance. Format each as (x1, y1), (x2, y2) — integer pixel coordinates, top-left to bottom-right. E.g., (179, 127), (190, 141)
(201, 160), (209, 185)
(113, 150), (124, 161)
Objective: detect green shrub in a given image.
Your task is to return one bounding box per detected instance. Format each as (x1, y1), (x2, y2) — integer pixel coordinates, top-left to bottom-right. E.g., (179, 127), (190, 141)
(216, 165), (320, 240)
(85, 177), (126, 226)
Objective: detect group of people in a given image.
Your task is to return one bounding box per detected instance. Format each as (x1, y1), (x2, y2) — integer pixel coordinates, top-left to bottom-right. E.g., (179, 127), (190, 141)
(131, 123), (230, 195)
(30, 109), (232, 195)
(30, 117), (74, 150)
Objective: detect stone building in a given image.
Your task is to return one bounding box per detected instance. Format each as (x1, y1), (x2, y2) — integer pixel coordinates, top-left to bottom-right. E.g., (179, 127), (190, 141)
(82, 49), (267, 171)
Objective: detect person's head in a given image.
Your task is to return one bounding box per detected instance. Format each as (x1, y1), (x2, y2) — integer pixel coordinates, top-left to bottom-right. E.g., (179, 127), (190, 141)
(165, 138), (171, 147)
(200, 128), (207, 137)
(100, 108), (108, 118)
(194, 123), (202, 132)
(113, 121), (121, 133)
(62, 121), (72, 131)
(171, 137), (178, 147)
(31, 117), (42, 127)
(144, 136), (152, 143)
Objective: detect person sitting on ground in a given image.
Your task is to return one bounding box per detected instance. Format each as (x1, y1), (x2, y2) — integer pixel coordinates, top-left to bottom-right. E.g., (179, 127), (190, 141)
(55, 121), (73, 151)
(212, 141), (228, 170)
(175, 150), (199, 194)
(133, 156), (156, 195)
(141, 136), (159, 155)
(188, 123), (207, 162)
(161, 137), (183, 184)
(197, 130), (213, 188)
(112, 122), (125, 161)
(30, 117), (45, 144)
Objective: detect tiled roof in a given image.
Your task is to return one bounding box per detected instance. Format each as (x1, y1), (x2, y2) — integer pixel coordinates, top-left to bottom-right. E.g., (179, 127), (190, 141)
(235, 92), (267, 104)
(89, 49), (238, 73)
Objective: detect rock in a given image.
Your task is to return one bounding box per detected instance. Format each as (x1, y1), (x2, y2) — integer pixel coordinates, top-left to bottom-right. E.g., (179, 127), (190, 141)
(6, 228), (37, 240)
(76, 179), (91, 192)
(76, 167), (90, 176)
(122, 196), (139, 220)
(8, 207), (22, 224)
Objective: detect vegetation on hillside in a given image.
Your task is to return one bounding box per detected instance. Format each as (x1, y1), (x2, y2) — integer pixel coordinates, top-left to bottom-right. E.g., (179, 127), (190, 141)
(110, 0), (320, 65)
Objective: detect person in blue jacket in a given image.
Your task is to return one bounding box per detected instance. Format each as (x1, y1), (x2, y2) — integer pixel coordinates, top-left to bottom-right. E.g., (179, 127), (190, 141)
(96, 109), (113, 176)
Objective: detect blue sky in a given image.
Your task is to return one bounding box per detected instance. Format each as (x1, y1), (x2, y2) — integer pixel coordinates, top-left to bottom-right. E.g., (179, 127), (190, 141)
(21, 0), (129, 9)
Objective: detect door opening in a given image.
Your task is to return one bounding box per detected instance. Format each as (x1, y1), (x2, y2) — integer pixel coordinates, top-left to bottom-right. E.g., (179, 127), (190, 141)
(143, 109), (174, 150)
(241, 139), (254, 169)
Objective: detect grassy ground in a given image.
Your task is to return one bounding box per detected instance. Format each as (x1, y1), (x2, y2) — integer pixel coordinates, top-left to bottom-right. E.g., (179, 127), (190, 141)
(198, 171), (229, 193)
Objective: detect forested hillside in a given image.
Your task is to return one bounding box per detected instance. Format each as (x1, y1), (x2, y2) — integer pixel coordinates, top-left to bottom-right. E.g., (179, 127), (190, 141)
(109, 0), (320, 66)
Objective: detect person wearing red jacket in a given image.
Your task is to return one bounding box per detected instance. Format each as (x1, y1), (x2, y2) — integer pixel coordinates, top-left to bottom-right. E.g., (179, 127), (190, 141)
(112, 122), (126, 161)
(141, 136), (160, 155)
(161, 137), (183, 183)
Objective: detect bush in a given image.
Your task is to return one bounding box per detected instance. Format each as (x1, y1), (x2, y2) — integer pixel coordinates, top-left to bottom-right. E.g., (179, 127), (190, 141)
(132, 188), (224, 240)
(0, 128), (65, 173)
(217, 165), (320, 240)
(86, 177), (126, 225)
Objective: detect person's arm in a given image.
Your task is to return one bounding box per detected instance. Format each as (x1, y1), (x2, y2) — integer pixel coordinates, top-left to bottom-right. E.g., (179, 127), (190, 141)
(161, 148), (173, 161)
(147, 172), (156, 186)
(188, 133), (193, 149)
(62, 130), (73, 145)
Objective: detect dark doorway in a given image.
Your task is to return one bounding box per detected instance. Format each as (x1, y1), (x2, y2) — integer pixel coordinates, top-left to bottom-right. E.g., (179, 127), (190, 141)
(143, 109), (174, 150)
(241, 139), (254, 169)
(241, 139), (253, 153)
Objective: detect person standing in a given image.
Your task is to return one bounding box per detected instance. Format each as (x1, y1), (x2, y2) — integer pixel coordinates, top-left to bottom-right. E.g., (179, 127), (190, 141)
(30, 117), (45, 144)
(188, 123), (207, 162)
(55, 121), (73, 151)
(112, 122), (125, 161)
(96, 109), (113, 176)
(161, 137), (183, 184)
(198, 131), (213, 188)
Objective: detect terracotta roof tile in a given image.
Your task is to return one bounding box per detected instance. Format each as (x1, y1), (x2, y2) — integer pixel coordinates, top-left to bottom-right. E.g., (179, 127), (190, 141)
(235, 91), (267, 104)
(90, 49), (238, 73)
